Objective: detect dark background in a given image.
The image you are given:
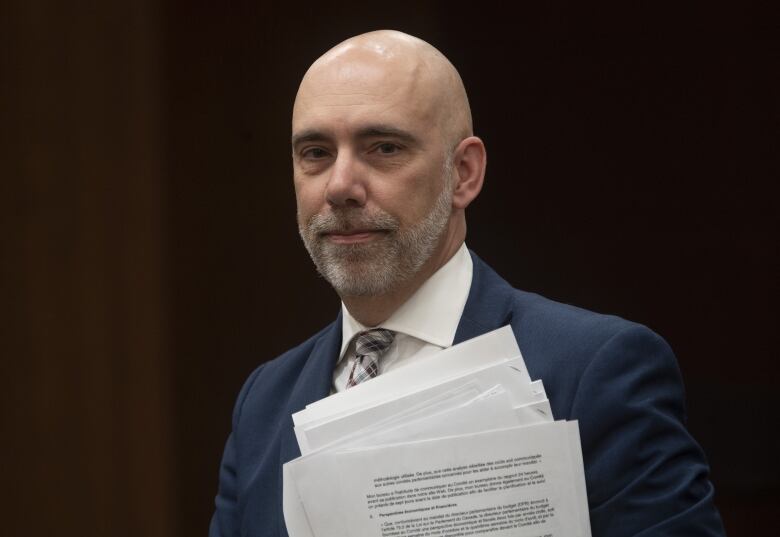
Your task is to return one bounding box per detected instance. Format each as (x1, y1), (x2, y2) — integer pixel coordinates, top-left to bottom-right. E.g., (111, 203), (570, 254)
(2, 1), (777, 536)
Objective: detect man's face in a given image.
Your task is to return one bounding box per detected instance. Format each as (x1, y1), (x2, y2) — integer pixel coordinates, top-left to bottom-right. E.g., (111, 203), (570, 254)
(292, 53), (455, 297)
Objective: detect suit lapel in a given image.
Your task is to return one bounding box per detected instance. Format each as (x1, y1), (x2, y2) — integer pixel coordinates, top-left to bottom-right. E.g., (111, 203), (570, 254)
(278, 312), (342, 465)
(277, 313), (342, 537)
(454, 250), (515, 344)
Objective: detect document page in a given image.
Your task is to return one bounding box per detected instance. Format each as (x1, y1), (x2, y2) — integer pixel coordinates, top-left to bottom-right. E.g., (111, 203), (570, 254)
(288, 421), (590, 537)
(296, 359), (544, 455)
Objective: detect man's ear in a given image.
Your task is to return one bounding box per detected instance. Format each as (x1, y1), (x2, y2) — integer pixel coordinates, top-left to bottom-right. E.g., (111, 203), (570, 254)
(450, 136), (486, 210)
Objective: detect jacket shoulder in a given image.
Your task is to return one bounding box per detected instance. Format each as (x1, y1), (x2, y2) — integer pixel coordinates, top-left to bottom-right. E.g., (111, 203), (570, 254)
(468, 251), (650, 350)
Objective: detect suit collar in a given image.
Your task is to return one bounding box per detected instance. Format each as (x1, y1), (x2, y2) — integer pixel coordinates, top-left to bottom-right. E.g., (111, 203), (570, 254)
(454, 250), (516, 344)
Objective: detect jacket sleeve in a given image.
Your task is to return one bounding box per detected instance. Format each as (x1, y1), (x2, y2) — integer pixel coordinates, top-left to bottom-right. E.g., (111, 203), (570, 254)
(209, 364), (266, 537)
(570, 324), (725, 536)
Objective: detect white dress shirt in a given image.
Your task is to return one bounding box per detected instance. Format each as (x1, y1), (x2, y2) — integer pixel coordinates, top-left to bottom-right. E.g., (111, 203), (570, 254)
(332, 242), (473, 393)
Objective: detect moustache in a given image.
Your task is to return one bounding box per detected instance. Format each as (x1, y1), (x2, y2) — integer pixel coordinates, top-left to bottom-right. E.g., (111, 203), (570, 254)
(306, 209), (400, 235)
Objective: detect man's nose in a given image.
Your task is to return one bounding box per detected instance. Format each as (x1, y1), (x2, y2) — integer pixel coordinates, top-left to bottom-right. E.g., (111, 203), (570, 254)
(325, 151), (367, 208)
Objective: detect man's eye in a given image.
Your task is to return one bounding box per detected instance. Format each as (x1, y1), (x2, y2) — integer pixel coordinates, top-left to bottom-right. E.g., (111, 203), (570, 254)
(376, 143), (400, 155)
(303, 147), (329, 159)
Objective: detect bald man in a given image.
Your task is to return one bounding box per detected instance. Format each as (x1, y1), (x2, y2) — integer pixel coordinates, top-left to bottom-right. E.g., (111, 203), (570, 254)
(210, 31), (725, 537)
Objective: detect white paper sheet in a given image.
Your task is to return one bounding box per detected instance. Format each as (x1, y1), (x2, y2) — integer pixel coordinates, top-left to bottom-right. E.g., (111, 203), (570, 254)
(289, 421), (590, 537)
(296, 358), (545, 455)
(341, 387), (521, 449)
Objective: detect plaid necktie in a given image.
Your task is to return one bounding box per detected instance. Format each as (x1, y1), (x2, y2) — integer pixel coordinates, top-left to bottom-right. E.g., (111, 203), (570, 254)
(346, 328), (395, 388)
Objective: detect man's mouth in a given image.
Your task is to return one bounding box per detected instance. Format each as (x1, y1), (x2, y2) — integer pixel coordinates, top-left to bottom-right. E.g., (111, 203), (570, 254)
(321, 229), (388, 244)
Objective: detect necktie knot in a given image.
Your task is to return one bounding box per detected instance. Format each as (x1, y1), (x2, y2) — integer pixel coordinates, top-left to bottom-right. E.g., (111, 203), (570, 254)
(355, 328), (395, 356)
(346, 328), (395, 388)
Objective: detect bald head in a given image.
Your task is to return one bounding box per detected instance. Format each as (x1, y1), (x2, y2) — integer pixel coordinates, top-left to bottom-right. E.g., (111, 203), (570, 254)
(293, 30), (472, 149)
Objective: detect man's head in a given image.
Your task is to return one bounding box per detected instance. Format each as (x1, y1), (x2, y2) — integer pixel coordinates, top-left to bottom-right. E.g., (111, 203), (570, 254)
(292, 30), (486, 301)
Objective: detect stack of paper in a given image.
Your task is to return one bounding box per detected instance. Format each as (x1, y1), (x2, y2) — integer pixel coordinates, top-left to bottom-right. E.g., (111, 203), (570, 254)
(283, 326), (592, 537)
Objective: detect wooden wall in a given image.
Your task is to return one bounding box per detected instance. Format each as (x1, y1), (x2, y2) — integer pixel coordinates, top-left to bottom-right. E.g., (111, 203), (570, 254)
(1, 2), (172, 535)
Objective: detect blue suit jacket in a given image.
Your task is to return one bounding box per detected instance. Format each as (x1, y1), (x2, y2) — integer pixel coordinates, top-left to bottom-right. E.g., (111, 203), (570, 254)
(210, 251), (725, 537)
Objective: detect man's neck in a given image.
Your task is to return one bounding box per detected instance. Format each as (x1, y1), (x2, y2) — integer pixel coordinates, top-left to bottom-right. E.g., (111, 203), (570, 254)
(342, 279), (425, 328)
(342, 227), (465, 327)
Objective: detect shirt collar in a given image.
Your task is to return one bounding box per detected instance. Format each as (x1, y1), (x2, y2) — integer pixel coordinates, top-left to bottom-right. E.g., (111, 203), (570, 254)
(338, 242), (473, 360)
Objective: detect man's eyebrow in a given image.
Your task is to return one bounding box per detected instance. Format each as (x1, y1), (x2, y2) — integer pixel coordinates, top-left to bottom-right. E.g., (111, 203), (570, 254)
(291, 125), (420, 148)
(291, 130), (330, 148)
(355, 125), (419, 145)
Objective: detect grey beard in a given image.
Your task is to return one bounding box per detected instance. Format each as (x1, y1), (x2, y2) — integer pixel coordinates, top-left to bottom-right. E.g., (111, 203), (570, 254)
(298, 183), (453, 297)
